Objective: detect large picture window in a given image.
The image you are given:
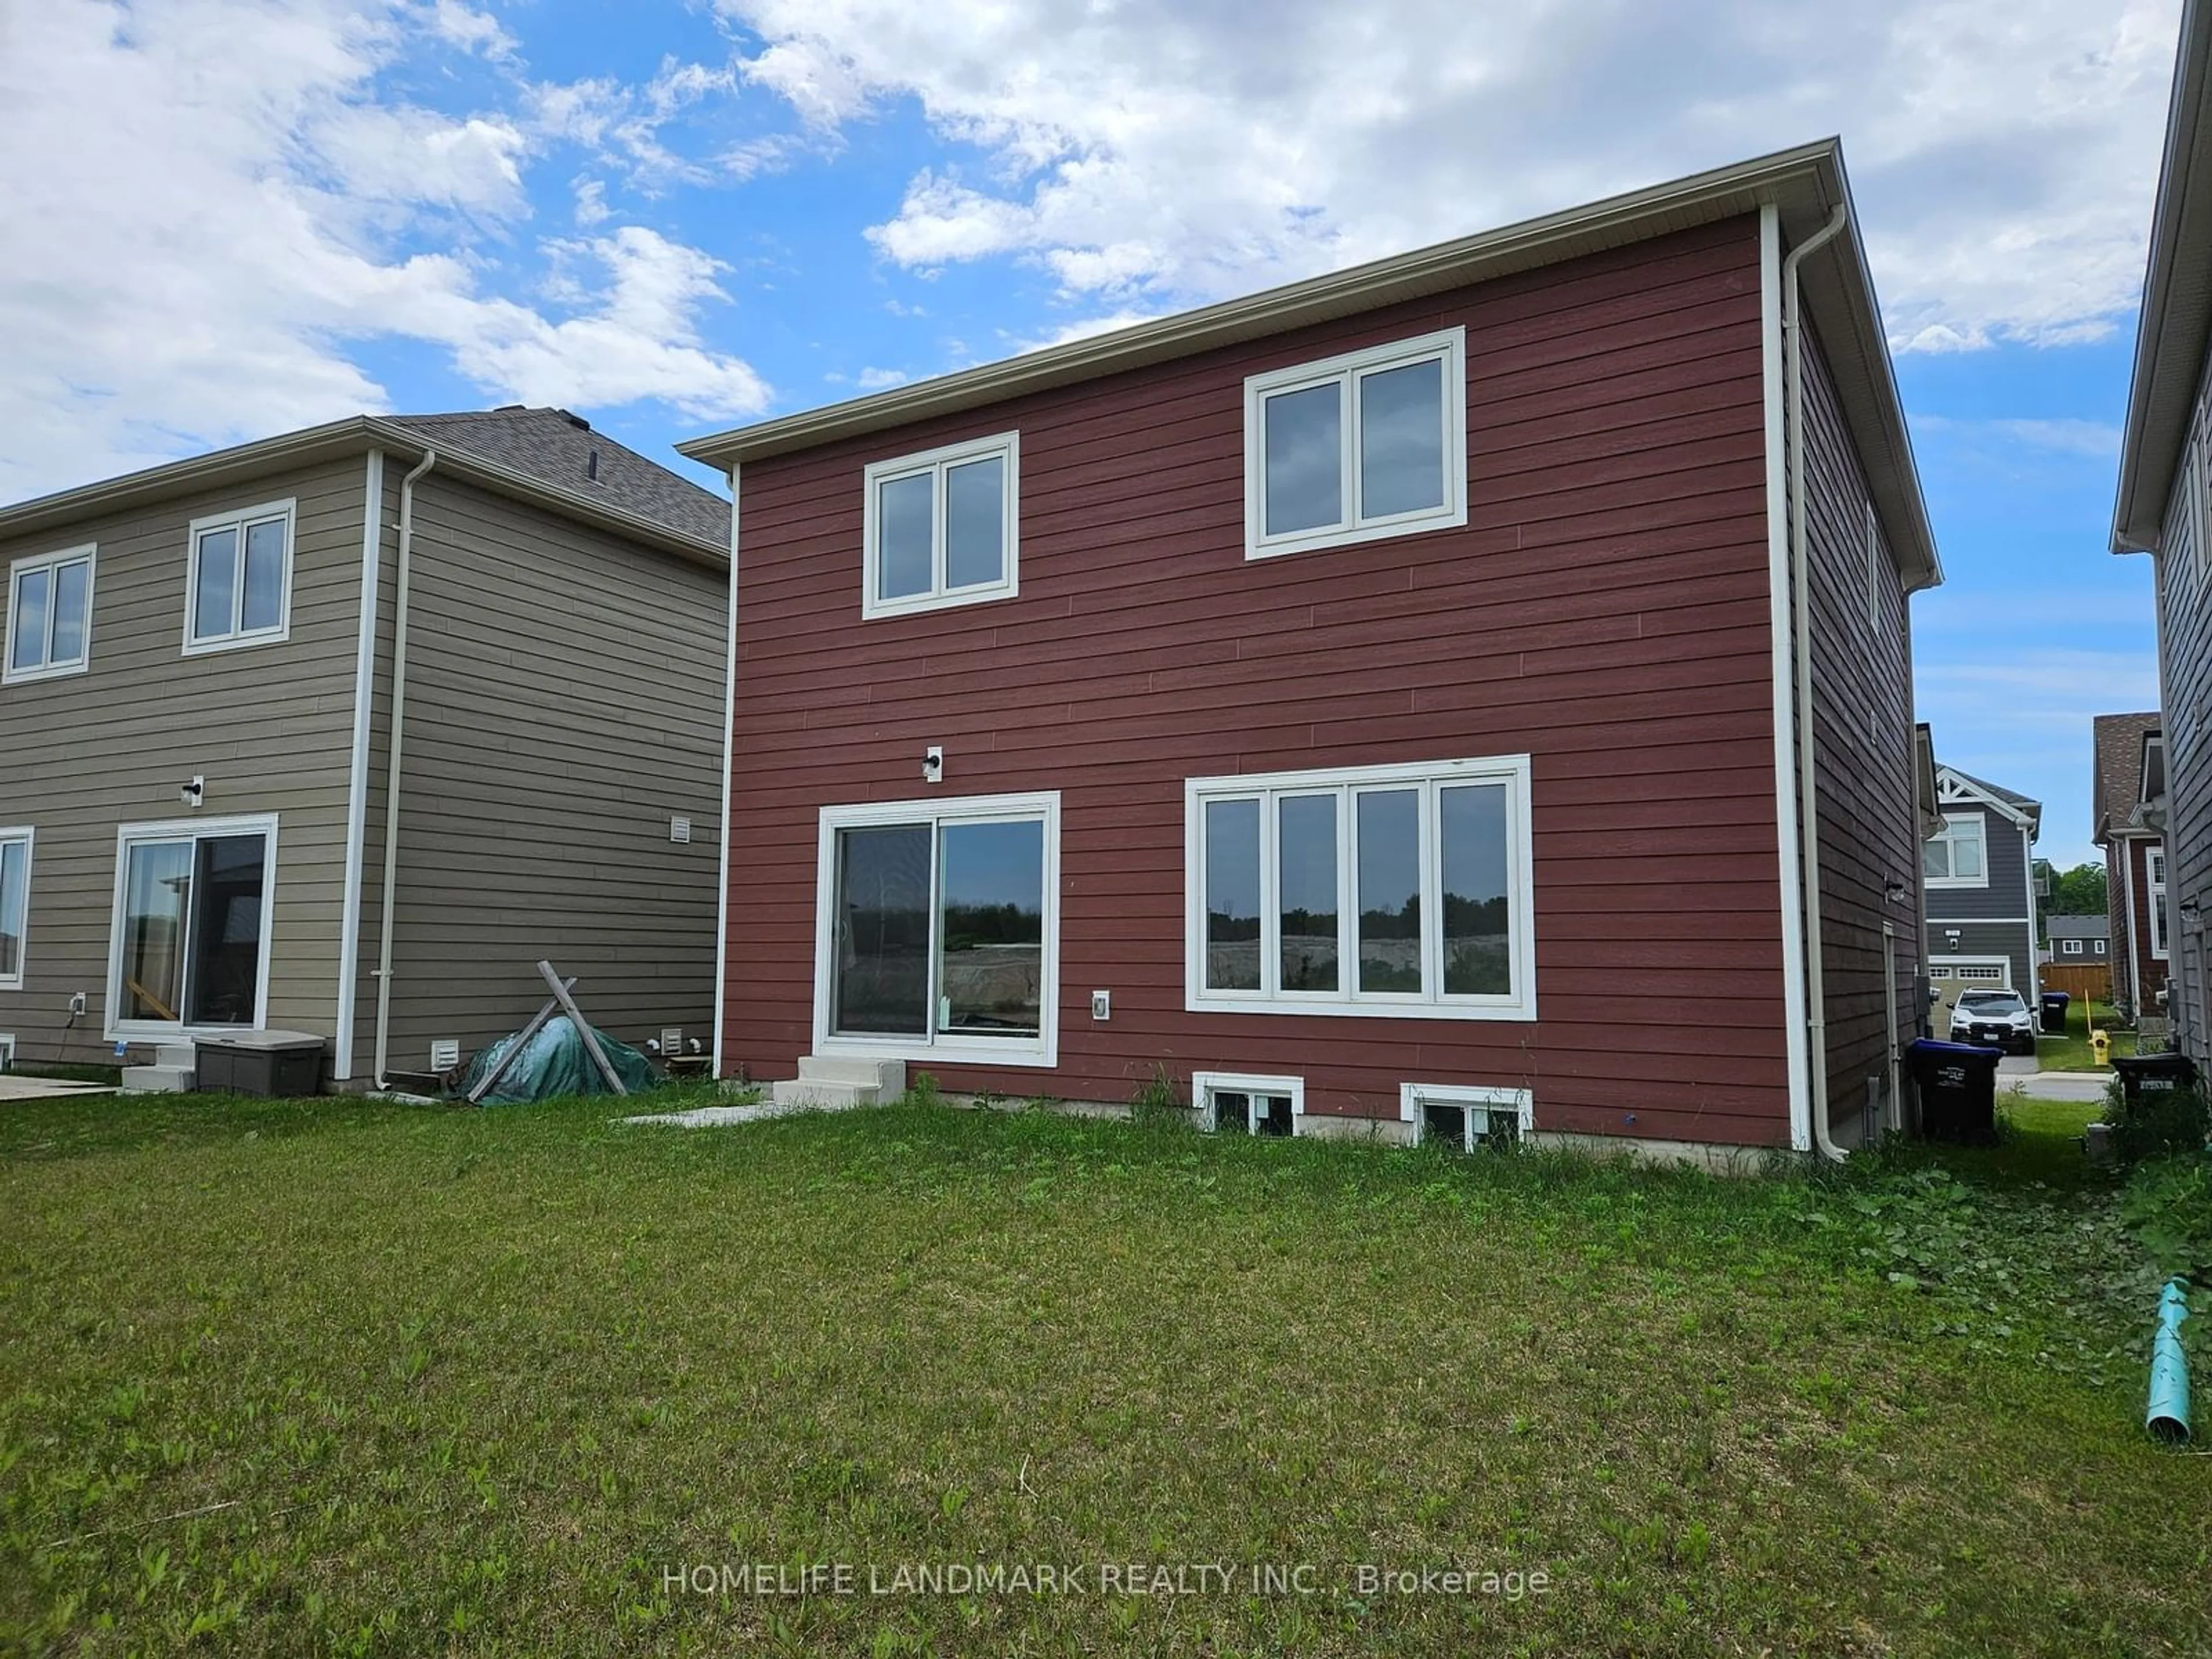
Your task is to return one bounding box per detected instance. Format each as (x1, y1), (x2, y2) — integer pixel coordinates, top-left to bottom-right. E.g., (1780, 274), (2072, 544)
(0, 828), (32, 990)
(184, 501), (294, 654)
(1185, 755), (1534, 1020)
(815, 792), (1059, 1065)
(1243, 328), (1468, 560)
(861, 432), (1019, 619)
(1921, 813), (1987, 887)
(6, 546), (94, 684)
(107, 816), (276, 1037)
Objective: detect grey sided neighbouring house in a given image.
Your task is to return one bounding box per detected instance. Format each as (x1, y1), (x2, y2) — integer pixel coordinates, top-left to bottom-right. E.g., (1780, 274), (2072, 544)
(1919, 763), (2042, 1029)
(0, 407), (729, 1091)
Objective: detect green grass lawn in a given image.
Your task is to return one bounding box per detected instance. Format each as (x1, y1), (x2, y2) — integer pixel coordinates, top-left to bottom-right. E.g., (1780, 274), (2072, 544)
(2036, 998), (2137, 1074)
(1, 1092), (2203, 1656)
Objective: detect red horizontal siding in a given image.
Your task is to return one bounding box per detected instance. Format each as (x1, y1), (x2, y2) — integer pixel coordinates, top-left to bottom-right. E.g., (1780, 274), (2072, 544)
(724, 215), (1793, 1145)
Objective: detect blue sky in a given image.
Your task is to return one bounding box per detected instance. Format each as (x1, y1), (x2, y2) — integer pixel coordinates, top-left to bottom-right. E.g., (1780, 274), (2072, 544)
(0, 0), (2179, 867)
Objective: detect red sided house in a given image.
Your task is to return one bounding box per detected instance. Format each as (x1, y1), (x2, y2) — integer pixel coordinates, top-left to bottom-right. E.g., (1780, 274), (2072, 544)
(2090, 713), (2169, 1027)
(680, 141), (1941, 1159)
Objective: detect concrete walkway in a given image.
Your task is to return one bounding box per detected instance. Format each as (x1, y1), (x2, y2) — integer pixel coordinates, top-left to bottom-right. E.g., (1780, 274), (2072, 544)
(2005, 1070), (2114, 1104)
(0, 1075), (116, 1103)
(619, 1098), (808, 1129)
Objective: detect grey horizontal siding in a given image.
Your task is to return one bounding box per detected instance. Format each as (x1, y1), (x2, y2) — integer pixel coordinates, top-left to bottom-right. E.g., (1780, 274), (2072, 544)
(0, 456), (369, 1067)
(374, 472), (725, 1073)
(1928, 923), (2037, 999)
(1923, 801), (2035, 924)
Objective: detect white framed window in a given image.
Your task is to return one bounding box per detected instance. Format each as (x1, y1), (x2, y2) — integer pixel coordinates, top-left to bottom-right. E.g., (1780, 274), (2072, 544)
(1244, 327), (1468, 561)
(2096, 939), (2107, 956)
(0, 1035), (14, 1070)
(1185, 753), (1535, 1020)
(861, 432), (1018, 619)
(105, 815), (278, 1039)
(2061, 938), (2084, 956)
(6, 546), (95, 684)
(0, 827), (32, 990)
(2149, 845), (2170, 960)
(813, 790), (1059, 1066)
(1400, 1082), (1531, 1150)
(183, 499), (295, 654)
(1921, 812), (1987, 888)
(1192, 1070), (1304, 1137)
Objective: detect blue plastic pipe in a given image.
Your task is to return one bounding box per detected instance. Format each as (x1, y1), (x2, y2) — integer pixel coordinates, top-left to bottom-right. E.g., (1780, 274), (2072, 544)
(2147, 1279), (2192, 1445)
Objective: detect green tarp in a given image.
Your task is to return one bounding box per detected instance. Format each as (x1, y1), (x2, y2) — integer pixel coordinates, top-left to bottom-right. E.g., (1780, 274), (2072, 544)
(461, 1015), (662, 1105)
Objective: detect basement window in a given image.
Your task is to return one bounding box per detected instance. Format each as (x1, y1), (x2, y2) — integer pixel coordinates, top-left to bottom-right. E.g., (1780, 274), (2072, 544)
(1400, 1083), (1530, 1152)
(1194, 1070), (1303, 1137)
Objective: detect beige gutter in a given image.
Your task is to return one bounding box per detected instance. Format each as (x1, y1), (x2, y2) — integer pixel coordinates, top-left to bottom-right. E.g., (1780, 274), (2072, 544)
(679, 138), (1940, 596)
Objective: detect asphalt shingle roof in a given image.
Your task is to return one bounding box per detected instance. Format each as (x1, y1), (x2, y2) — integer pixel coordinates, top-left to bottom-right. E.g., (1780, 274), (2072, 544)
(2047, 914), (2110, 941)
(387, 407), (729, 548)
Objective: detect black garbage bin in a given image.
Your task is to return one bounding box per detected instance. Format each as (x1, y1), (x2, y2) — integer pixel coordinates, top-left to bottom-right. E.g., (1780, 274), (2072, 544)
(2111, 1051), (2198, 1108)
(2039, 990), (2071, 1035)
(1907, 1038), (2002, 1145)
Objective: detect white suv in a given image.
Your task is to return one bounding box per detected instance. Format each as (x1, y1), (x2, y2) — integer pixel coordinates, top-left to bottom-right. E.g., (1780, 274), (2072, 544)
(1948, 989), (2036, 1055)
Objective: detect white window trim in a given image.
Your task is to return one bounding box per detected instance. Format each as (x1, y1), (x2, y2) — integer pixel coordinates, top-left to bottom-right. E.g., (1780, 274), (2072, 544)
(2149, 845), (2170, 961)
(1399, 1081), (1533, 1149)
(1243, 327), (1469, 561)
(2096, 939), (2107, 956)
(104, 813), (279, 1043)
(1192, 1070), (1306, 1134)
(182, 498), (297, 656)
(812, 790), (1060, 1068)
(1922, 812), (1989, 889)
(0, 825), (32, 991)
(0, 1035), (14, 1070)
(5, 545), (96, 685)
(860, 432), (1020, 620)
(2060, 938), (2084, 956)
(1184, 752), (1536, 1021)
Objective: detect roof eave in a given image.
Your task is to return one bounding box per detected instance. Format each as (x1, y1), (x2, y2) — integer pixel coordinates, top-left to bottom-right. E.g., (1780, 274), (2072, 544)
(679, 139), (1939, 593)
(2113, 0), (2212, 555)
(0, 415), (726, 568)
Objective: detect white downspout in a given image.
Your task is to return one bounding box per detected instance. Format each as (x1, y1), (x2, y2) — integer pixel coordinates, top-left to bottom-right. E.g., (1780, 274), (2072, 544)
(711, 464), (740, 1079)
(1784, 203), (1850, 1161)
(372, 449), (436, 1088)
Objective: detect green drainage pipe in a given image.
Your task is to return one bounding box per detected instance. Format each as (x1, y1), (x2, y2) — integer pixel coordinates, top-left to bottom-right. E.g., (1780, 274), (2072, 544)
(2147, 1279), (2192, 1446)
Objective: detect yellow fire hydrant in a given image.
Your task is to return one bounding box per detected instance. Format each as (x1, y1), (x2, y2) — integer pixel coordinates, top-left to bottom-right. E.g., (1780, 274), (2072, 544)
(2091, 1027), (2111, 1066)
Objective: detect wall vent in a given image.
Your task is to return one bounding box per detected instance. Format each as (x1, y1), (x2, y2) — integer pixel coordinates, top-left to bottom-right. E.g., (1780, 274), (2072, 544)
(669, 816), (692, 843)
(430, 1039), (461, 1071)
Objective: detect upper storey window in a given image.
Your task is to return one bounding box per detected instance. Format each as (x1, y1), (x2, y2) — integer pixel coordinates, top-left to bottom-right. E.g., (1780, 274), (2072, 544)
(862, 432), (1019, 619)
(1922, 812), (1987, 888)
(1244, 327), (1468, 560)
(185, 499), (294, 654)
(6, 546), (94, 684)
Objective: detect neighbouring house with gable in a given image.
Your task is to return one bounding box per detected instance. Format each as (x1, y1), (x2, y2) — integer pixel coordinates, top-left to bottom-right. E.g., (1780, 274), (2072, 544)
(680, 140), (1942, 1159)
(2089, 714), (2170, 1030)
(0, 408), (728, 1088)
(1919, 763), (2040, 1029)
(2046, 914), (2111, 964)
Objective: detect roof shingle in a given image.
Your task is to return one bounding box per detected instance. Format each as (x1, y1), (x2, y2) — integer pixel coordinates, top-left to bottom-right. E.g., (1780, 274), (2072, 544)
(2092, 712), (2162, 842)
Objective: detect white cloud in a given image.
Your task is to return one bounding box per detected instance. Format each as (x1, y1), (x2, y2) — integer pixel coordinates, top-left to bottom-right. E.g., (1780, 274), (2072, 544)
(722, 0), (2181, 352)
(854, 366), (908, 389)
(425, 0), (514, 59)
(0, 0), (769, 502)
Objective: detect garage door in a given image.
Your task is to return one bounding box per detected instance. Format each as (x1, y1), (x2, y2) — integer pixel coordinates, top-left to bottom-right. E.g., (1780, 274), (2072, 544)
(1928, 957), (2011, 1030)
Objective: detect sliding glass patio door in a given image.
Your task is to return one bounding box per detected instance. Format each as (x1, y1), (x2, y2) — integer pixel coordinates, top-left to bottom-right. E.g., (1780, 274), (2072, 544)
(111, 817), (275, 1035)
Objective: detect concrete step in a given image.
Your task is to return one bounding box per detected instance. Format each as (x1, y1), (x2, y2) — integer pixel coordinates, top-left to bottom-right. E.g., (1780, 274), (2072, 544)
(155, 1044), (198, 1068)
(121, 1064), (195, 1094)
(794, 1055), (907, 1094)
(770, 1078), (880, 1111)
